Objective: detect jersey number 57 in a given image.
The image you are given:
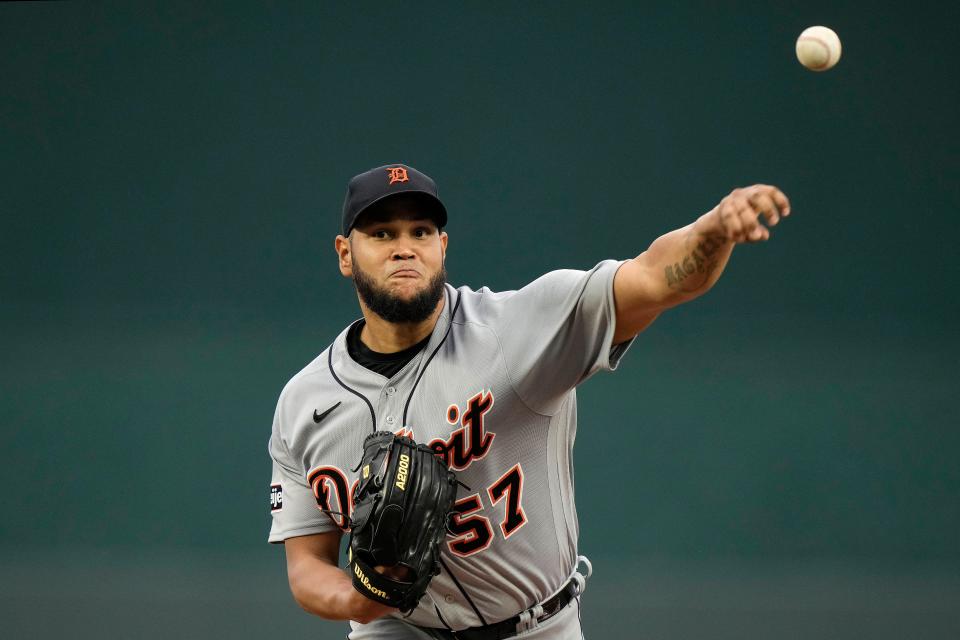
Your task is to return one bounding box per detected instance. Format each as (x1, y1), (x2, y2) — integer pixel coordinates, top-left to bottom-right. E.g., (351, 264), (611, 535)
(448, 464), (527, 557)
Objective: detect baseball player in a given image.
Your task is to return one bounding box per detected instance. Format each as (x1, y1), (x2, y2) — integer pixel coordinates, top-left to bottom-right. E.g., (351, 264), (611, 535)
(268, 163), (790, 639)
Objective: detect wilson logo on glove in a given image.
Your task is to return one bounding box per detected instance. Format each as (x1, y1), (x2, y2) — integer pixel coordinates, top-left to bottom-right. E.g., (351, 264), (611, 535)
(353, 563), (388, 599)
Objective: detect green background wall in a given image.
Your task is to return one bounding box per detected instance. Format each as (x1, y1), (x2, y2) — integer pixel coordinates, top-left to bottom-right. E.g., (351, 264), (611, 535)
(2, 1), (957, 638)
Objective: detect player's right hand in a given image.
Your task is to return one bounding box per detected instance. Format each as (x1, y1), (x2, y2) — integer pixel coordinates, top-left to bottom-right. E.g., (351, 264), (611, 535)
(705, 184), (791, 244)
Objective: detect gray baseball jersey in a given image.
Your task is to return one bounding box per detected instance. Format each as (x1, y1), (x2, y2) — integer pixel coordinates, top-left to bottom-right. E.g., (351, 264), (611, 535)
(268, 259), (634, 630)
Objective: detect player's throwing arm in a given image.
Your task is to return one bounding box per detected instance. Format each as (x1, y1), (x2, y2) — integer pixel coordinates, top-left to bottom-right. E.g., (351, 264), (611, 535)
(612, 185), (791, 343)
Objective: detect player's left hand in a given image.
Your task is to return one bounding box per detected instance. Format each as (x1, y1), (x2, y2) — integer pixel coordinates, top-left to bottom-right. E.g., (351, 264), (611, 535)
(704, 185), (791, 243)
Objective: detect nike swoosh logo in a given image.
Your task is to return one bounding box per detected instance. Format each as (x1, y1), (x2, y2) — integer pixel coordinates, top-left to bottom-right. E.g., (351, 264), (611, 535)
(313, 402), (341, 424)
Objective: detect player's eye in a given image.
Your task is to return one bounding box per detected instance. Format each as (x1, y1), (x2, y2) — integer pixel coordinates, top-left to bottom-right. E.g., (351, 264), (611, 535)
(372, 230), (390, 239)
(414, 228), (430, 238)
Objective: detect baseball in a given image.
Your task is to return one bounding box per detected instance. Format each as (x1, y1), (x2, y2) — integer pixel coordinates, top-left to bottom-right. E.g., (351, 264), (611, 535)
(795, 26), (842, 71)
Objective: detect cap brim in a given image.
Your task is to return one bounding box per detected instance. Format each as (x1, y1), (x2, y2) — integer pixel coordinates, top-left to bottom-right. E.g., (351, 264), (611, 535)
(349, 190), (448, 233)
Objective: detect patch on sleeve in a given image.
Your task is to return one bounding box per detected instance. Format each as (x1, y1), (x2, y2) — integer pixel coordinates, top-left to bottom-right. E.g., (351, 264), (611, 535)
(270, 484), (283, 511)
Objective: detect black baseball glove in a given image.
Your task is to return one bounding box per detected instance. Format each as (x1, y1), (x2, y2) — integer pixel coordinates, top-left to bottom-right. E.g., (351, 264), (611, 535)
(347, 431), (458, 613)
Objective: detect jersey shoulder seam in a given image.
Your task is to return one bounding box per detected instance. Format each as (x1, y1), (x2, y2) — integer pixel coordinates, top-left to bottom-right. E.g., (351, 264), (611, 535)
(456, 315), (552, 419)
(281, 346), (336, 394)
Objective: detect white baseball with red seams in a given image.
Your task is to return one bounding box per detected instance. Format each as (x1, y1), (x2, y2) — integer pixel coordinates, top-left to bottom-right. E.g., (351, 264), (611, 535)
(796, 26), (842, 71)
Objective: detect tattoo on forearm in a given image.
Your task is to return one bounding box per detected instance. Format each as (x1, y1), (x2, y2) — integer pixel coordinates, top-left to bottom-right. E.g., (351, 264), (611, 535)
(664, 233), (726, 291)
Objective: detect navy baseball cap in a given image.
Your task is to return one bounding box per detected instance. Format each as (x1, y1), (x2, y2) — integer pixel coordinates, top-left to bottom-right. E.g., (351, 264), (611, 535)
(341, 163), (448, 236)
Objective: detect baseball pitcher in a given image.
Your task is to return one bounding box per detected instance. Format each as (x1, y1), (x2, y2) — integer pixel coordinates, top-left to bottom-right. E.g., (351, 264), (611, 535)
(267, 163), (791, 639)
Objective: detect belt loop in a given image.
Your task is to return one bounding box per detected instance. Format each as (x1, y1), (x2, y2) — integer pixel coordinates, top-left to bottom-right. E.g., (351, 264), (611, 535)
(572, 555), (593, 596)
(515, 603), (545, 635)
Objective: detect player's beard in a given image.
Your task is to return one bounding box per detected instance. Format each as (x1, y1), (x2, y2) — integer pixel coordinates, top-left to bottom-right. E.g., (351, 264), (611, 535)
(352, 262), (447, 324)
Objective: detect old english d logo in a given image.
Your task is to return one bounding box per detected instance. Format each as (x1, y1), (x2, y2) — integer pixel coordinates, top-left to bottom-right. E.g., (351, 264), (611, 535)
(386, 166), (409, 184)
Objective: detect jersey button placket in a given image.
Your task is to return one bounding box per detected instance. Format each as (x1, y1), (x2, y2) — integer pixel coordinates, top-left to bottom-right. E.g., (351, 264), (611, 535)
(380, 385), (400, 430)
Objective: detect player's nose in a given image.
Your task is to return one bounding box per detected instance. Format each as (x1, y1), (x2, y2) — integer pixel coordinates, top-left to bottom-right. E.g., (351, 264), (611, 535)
(391, 245), (416, 260)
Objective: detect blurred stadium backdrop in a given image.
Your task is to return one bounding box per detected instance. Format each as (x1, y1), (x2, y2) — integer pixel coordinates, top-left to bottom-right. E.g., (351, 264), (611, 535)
(2, 1), (957, 638)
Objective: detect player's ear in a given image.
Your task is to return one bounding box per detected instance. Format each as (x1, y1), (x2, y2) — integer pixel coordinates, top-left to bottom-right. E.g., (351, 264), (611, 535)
(335, 234), (353, 277)
(440, 230), (448, 259)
